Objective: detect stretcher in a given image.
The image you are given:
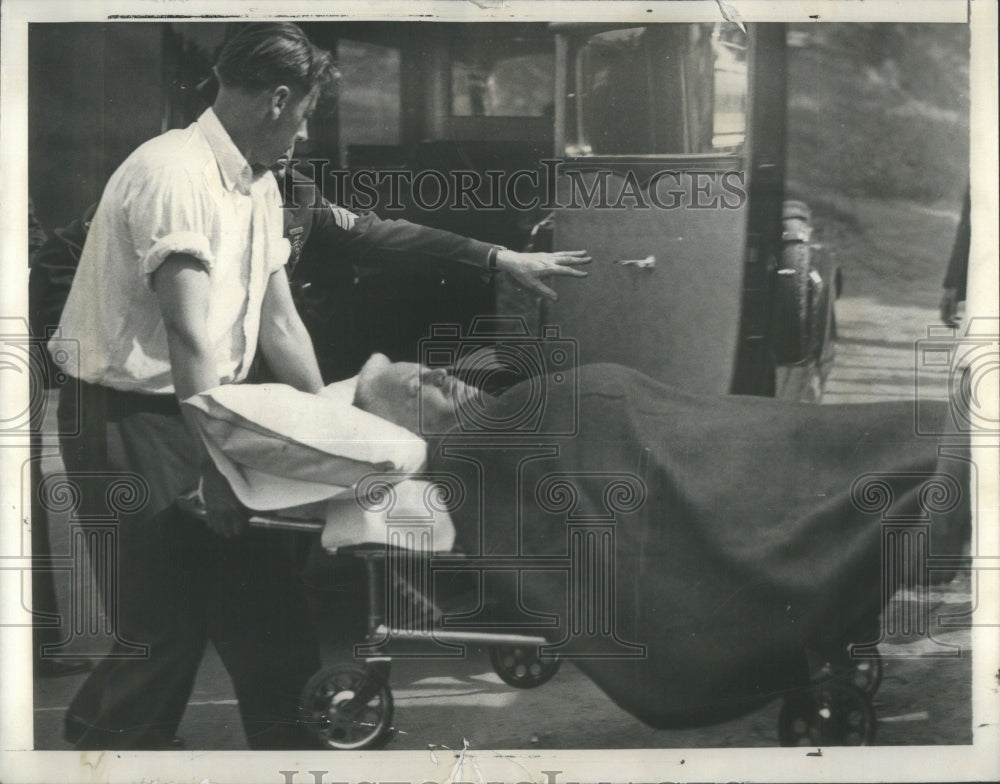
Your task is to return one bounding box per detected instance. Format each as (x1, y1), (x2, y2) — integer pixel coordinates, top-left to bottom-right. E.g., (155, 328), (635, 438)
(177, 376), (918, 749)
(176, 488), (883, 750)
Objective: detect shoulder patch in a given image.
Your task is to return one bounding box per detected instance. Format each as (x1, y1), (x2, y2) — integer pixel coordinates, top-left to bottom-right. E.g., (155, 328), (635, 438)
(329, 206), (358, 231)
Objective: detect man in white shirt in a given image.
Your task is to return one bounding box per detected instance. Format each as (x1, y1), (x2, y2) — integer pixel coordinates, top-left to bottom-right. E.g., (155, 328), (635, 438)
(52, 23), (334, 749)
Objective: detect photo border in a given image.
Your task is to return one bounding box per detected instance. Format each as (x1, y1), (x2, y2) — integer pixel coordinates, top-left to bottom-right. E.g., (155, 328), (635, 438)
(2, 1), (996, 782)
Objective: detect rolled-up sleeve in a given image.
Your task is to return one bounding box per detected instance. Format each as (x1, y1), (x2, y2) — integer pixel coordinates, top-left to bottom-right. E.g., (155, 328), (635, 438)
(126, 165), (216, 287)
(267, 235), (292, 275)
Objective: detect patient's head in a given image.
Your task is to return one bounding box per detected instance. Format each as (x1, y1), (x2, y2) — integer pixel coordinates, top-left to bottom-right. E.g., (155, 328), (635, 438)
(353, 353), (478, 434)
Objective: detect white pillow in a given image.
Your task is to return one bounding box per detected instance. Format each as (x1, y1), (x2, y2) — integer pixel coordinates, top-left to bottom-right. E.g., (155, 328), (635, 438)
(183, 382), (426, 511)
(320, 478), (456, 553)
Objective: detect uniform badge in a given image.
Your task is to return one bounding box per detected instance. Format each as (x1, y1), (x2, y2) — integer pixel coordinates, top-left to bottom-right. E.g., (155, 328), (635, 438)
(289, 225), (305, 265)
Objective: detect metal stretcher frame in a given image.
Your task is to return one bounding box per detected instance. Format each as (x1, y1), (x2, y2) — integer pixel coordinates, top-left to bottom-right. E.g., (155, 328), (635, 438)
(175, 493), (564, 749)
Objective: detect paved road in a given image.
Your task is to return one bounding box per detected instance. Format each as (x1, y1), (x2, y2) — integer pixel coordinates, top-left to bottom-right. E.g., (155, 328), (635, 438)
(823, 297), (951, 405)
(31, 298), (975, 751)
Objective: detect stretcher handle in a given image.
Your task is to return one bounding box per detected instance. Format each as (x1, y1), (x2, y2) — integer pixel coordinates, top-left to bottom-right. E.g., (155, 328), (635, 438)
(174, 491), (325, 533)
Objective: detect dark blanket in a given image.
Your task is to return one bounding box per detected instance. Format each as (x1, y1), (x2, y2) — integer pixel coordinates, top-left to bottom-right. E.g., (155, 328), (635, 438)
(428, 364), (969, 728)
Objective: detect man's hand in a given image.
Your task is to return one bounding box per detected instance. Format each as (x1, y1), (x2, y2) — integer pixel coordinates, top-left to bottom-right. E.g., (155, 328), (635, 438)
(201, 459), (248, 538)
(939, 287), (961, 326)
(496, 249), (591, 302)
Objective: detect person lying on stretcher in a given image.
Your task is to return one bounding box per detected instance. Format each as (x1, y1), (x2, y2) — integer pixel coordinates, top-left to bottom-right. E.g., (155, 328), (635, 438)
(351, 352), (970, 729)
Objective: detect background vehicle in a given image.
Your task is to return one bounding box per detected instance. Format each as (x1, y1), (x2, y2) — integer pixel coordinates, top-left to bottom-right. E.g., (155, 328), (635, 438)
(30, 21), (838, 398)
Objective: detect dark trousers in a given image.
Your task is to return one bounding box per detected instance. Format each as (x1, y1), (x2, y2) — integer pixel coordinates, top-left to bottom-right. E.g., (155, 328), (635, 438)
(29, 343), (63, 661)
(30, 425), (63, 660)
(59, 378), (320, 749)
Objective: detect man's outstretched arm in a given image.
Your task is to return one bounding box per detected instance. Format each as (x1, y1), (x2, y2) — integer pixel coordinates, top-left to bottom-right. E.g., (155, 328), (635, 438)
(284, 170), (590, 301)
(313, 210), (591, 301)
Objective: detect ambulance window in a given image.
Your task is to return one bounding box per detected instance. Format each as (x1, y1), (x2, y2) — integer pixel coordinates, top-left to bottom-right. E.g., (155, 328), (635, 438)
(696, 23), (748, 150)
(569, 23), (747, 156)
(337, 40), (402, 162)
(450, 38), (554, 117)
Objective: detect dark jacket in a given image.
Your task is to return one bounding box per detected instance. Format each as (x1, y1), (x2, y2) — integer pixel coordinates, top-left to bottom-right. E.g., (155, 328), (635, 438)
(278, 167), (493, 280)
(278, 168), (497, 378)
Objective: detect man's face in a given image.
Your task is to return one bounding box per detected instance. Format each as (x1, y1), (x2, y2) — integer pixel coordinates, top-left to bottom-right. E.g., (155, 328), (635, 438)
(355, 353), (473, 434)
(261, 84), (319, 168)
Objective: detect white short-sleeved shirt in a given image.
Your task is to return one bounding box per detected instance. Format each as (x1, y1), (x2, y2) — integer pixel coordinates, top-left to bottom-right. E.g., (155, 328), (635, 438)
(52, 109), (290, 394)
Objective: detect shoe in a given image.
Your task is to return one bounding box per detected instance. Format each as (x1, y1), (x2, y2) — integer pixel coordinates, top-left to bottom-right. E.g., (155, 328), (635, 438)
(65, 713), (185, 749)
(64, 713), (88, 745)
(35, 659), (93, 678)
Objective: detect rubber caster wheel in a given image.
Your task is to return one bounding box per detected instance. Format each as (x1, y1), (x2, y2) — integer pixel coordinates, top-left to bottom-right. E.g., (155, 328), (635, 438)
(489, 644), (560, 688)
(778, 682), (876, 746)
(299, 665), (394, 749)
(848, 651), (883, 697)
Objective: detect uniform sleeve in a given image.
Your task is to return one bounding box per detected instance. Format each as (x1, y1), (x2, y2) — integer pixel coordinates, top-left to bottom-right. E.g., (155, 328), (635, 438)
(125, 164), (217, 287)
(311, 206), (494, 270)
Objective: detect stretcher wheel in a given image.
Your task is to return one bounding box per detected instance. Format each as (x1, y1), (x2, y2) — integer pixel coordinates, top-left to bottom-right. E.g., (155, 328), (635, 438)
(848, 651), (882, 696)
(299, 665), (394, 750)
(489, 644), (560, 688)
(778, 682), (876, 746)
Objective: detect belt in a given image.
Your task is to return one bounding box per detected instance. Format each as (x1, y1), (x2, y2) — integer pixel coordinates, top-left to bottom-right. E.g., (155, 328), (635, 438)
(74, 378), (182, 418)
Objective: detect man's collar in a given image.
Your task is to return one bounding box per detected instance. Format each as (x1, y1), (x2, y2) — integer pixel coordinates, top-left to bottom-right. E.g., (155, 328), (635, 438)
(197, 108), (255, 195)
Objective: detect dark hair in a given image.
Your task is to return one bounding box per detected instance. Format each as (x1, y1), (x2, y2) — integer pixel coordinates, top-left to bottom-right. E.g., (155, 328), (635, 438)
(214, 23), (337, 98)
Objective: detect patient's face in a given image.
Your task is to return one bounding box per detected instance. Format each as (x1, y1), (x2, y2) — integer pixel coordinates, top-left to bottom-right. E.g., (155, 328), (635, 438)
(354, 353), (473, 434)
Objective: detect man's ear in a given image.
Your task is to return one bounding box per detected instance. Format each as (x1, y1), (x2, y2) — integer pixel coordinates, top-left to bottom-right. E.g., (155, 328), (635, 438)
(269, 85), (292, 119)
